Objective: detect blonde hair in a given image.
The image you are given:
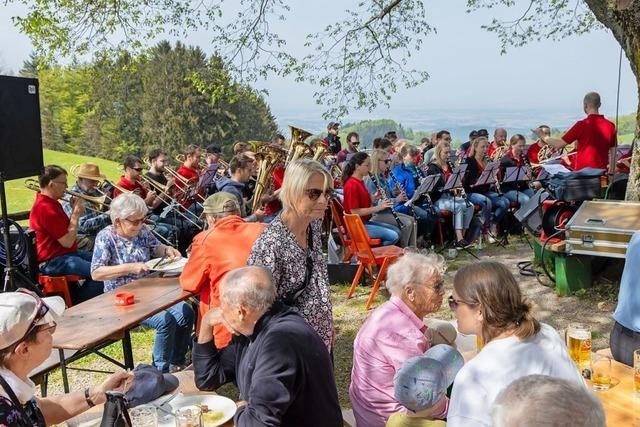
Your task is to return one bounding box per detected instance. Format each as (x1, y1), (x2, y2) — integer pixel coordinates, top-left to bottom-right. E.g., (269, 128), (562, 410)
(469, 136), (489, 158)
(453, 261), (540, 343)
(280, 159), (333, 214)
(509, 134), (526, 147)
(369, 149), (389, 174)
(433, 141), (451, 165)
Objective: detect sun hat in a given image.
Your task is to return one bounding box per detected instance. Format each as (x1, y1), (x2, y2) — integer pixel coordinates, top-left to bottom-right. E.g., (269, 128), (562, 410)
(74, 163), (106, 181)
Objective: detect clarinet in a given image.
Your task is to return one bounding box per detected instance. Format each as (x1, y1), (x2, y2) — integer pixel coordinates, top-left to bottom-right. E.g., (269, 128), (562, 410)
(369, 173), (404, 229)
(389, 171), (418, 220)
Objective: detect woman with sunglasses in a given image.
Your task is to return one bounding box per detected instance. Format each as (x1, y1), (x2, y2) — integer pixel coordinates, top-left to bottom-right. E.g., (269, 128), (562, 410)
(29, 165), (104, 304)
(248, 159), (335, 351)
(447, 261), (584, 427)
(0, 290), (130, 426)
(350, 252), (455, 427)
(342, 152), (401, 246)
(364, 149), (417, 248)
(91, 193), (193, 373)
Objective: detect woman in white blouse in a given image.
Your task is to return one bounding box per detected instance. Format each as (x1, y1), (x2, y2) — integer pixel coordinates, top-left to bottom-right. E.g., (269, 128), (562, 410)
(447, 261), (585, 427)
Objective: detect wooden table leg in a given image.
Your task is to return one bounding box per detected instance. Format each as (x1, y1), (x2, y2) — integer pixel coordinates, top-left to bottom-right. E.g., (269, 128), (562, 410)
(58, 348), (70, 393)
(122, 330), (134, 370)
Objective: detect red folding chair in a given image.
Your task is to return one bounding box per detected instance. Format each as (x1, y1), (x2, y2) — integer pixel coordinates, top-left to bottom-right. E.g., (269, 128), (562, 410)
(329, 199), (380, 262)
(38, 275), (81, 307)
(343, 214), (404, 310)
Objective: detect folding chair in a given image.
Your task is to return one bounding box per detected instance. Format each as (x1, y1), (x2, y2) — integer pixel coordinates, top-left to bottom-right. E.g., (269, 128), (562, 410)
(38, 274), (81, 307)
(329, 199), (380, 262)
(343, 214), (404, 310)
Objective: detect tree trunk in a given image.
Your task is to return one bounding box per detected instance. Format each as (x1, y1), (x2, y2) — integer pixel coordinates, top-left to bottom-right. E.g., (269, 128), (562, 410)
(584, 0), (640, 200)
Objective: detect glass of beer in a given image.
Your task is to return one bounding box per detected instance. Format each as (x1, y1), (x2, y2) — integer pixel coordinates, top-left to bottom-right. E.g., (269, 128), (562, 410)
(634, 349), (640, 396)
(567, 323), (592, 371)
(591, 354), (611, 391)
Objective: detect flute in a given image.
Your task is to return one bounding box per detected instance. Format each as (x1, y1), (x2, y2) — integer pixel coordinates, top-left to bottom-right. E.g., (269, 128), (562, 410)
(369, 173), (404, 229)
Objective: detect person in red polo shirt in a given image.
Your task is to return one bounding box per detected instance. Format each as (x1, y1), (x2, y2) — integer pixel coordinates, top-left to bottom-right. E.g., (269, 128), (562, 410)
(535, 92), (617, 173)
(174, 145), (205, 214)
(29, 165), (103, 304)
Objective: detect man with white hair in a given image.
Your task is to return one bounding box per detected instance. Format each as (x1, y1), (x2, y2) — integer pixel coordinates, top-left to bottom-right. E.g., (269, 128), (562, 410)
(192, 266), (342, 427)
(349, 252), (456, 427)
(491, 375), (605, 427)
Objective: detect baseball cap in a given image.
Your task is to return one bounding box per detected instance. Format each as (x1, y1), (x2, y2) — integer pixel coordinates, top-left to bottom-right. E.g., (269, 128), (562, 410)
(125, 364), (179, 408)
(206, 144), (222, 154)
(469, 130), (479, 139)
(202, 192), (240, 215)
(393, 344), (464, 411)
(327, 122), (340, 130)
(477, 129), (489, 137)
(0, 290), (66, 350)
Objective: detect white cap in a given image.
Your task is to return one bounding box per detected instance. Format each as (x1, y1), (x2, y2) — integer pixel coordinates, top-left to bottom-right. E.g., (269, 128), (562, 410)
(0, 292), (66, 350)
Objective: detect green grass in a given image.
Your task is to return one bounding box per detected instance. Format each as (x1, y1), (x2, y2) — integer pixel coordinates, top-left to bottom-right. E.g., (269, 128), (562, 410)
(618, 133), (635, 144)
(6, 149), (121, 214)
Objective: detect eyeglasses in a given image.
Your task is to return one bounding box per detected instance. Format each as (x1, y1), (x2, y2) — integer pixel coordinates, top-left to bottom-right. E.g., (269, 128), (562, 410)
(352, 141), (360, 145)
(304, 188), (335, 201)
(123, 217), (146, 226)
(379, 159), (392, 164)
(51, 180), (68, 187)
(15, 289), (50, 341)
(448, 295), (477, 311)
(431, 280), (445, 293)
(36, 322), (57, 335)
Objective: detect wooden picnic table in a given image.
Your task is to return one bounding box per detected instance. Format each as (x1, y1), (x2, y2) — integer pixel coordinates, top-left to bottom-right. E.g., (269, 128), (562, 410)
(590, 356), (639, 426)
(52, 276), (194, 392)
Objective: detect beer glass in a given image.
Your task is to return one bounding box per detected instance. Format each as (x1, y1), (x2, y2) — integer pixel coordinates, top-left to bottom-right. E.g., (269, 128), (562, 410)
(634, 349), (640, 396)
(567, 323), (592, 370)
(129, 406), (157, 427)
(175, 405), (201, 427)
(591, 354), (611, 391)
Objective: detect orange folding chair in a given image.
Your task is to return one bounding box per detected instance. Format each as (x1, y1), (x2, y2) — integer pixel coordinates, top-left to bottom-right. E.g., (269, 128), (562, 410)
(343, 214), (404, 310)
(329, 199), (381, 262)
(38, 275), (81, 307)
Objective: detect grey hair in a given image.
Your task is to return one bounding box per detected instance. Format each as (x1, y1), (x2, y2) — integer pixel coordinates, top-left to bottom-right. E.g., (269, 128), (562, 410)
(220, 266), (276, 313)
(385, 252), (447, 295)
(109, 192), (148, 224)
(492, 375), (605, 427)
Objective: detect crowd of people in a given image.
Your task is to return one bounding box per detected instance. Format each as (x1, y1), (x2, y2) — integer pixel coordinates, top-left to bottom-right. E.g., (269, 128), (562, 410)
(0, 90), (624, 426)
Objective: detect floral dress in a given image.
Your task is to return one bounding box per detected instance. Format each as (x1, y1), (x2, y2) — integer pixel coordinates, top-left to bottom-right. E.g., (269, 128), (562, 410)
(0, 396), (44, 427)
(91, 225), (160, 291)
(247, 215), (334, 350)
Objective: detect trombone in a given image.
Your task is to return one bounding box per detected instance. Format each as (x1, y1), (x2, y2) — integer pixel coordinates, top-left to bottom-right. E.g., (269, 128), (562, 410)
(24, 179), (109, 216)
(139, 173), (203, 229)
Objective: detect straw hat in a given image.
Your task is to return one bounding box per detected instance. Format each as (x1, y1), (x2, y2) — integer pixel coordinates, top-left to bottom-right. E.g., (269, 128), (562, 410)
(74, 163), (106, 181)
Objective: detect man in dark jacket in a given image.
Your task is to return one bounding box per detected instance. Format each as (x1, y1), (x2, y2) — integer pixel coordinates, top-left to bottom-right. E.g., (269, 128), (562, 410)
(216, 154), (263, 222)
(193, 266), (343, 427)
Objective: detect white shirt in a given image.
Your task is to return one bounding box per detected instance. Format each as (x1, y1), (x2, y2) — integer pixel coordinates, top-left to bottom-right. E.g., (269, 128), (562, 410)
(447, 323), (585, 427)
(0, 367), (36, 404)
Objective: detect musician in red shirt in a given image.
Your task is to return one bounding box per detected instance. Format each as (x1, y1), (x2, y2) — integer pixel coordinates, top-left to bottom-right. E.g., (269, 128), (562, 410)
(487, 128), (507, 159)
(341, 152), (400, 246)
(30, 165), (103, 303)
(527, 125), (550, 165)
(175, 145), (204, 210)
(535, 92), (617, 173)
(499, 134), (535, 206)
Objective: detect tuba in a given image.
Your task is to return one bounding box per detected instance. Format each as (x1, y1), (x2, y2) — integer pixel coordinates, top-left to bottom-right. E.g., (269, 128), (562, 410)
(252, 144), (287, 214)
(286, 126), (313, 165)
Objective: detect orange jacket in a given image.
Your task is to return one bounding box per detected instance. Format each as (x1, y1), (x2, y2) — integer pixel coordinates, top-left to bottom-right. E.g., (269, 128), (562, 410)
(180, 215), (265, 348)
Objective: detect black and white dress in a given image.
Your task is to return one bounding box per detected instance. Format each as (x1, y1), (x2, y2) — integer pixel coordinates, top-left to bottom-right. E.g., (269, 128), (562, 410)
(247, 215), (334, 350)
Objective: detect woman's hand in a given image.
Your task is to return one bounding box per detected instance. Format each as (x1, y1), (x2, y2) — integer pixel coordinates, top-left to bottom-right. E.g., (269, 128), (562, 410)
(378, 199), (392, 211)
(163, 246), (181, 259)
(94, 371), (133, 404)
(129, 263), (150, 275)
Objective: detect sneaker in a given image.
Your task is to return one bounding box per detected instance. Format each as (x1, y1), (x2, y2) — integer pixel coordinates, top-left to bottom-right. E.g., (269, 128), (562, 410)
(169, 364), (187, 373)
(456, 239), (471, 249)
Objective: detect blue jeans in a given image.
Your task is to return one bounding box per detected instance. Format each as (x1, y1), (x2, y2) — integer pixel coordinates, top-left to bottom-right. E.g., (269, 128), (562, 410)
(436, 195), (474, 230)
(365, 220), (400, 246)
(40, 251), (104, 304)
(395, 203), (437, 238)
(141, 302), (195, 373)
(503, 189), (534, 207)
(487, 192), (510, 222)
(468, 193), (492, 231)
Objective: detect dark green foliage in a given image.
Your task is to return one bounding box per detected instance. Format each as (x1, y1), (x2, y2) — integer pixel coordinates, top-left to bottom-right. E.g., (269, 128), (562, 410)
(29, 42), (277, 161)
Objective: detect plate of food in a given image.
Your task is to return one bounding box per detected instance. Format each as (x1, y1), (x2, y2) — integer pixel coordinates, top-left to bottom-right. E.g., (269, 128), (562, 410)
(145, 256), (188, 273)
(154, 394), (236, 427)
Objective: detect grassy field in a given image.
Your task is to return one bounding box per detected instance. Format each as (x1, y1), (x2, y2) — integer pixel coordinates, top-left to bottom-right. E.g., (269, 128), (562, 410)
(6, 149), (121, 214)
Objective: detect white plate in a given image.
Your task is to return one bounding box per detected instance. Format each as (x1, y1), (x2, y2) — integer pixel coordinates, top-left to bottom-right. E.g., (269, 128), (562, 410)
(154, 394), (236, 427)
(145, 257), (188, 272)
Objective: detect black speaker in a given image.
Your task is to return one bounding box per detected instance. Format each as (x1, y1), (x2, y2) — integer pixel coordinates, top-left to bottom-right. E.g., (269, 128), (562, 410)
(514, 189), (551, 236)
(0, 75), (44, 180)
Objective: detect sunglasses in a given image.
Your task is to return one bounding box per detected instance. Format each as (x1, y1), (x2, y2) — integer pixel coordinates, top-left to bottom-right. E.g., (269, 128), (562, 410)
(448, 294), (477, 311)
(379, 159), (392, 164)
(304, 188), (335, 201)
(132, 167), (144, 172)
(123, 217), (146, 226)
(15, 289), (50, 341)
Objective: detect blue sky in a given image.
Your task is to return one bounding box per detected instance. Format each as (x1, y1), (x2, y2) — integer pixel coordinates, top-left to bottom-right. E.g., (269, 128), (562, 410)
(0, 1), (636, 119)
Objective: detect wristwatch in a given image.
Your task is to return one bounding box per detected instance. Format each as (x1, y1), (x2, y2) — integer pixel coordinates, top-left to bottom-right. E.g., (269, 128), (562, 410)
(84, 387), (96, 407)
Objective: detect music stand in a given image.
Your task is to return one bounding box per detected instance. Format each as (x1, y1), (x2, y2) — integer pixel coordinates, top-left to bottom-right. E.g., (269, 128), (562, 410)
(469, 162), (507, 247)
(499, 165), (533, 247)
(406, 174), (440, 208)
(438, 164), (479, 260)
